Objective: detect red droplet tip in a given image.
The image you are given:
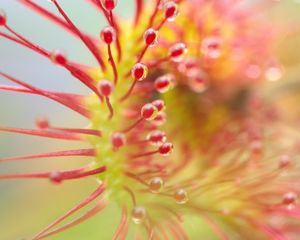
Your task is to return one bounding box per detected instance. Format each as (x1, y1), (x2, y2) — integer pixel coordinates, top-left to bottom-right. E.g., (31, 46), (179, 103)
(102, 0), (117, 11)
(163, 1), (178, 21)
(169, 43), (187, 62)
(144, 28), (158, 47)
(154, 74), (174, 93)
(147, 130), (167, 146)
(49, 171), (63, 184)
(35, 117), (50, 129)
(99, 80), (114, 96)
(100, 26), (116, 44)
(111, 132), (126, 149)
(141, 103), (158, 120)
(0, 10), (6, 26)
(131, 63), (148, 81)
(51, 49), (68, 66)
(152, 99), (165, 112)
(159, 142), (173, 156)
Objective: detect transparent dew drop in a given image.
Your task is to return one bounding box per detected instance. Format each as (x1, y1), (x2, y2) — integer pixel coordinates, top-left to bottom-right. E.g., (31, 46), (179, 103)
(101, 0), (118, 11)
(201, 36), (222, 59)
(147, 130), (167, 146)
(144, 28), (159, 47)
(132, 206), (146, 224)
(158, 142), (173, 156)
(154, 74), (174, 93)
(111, 132), (126, 149)
(265, 66), (283, 82)
(0, 9), (7, 26)
(174, 189), (188, 204)
(51, 49), (68, 66)
(131, 63), (148, 81)
(141, 103), (158, 121)
(100, 26), (116, 44)
(169, 43), (188, 62)
(149, 177), (164, 193)
(163, 1), (178, 22)
(99, 80), (114, 96)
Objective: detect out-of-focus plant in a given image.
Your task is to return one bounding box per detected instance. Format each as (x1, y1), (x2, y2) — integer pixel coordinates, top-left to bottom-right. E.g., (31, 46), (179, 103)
(1, 0), (300, 239)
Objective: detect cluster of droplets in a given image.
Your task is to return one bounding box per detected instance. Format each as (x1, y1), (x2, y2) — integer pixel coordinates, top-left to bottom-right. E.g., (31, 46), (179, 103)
(2, 0), (297, 239)
(0, 0), (191, 235)
(80, 0), (192, 226)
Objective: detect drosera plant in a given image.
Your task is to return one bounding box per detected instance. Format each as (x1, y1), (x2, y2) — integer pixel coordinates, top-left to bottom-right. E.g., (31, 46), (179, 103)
(1, 0), (300, 239)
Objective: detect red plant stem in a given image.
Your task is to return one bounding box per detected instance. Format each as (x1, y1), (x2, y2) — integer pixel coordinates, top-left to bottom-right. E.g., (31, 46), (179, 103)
(248, 219), (287, 240)
(0, 149), (96, 163)
(0, 84), (90, 117)
(0, 166), (106, 180)
(4, 25), (49, 57)
(108, 44), (118, 84)
(32, 184), (106, 240)
(131, 150), (159, 159)
(108, 11), (122, 62)
(147, 56), (170, 68)
(105, 96), (114, 119)
(0, 32), (35, 50)
(0, 127), (82, 141)
(119, 80), (138, 102)
(134, 0), (161, 42)
(66, 166), (107, 180)
(170, 219), (188, 240)
(51, 0), (106, 71)
(134, 0), (144, 26)
(201, 213), (229, 240)
(147, 0), (162, 32)
(123, 186), (137, 206)
(136, 45), (149, 63)
(64, 64), (104, 102)
(112, 207), (129, 240)
(125, 172), (148, 186)
(0, 72), (91, 117)
(20, 0), (84, 38)
(166, 222), (184, 240)
(0, 32), (103, 103)
(155, 18), (167, 31)
(36, 199), (107, 240)
(92, 0), (111, 23)
(52, 128), (101, 137)
(122, 118), (143, 133)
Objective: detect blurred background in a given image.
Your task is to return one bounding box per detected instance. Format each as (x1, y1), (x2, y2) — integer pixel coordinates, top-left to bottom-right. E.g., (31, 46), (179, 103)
(0, 0), (300, 239)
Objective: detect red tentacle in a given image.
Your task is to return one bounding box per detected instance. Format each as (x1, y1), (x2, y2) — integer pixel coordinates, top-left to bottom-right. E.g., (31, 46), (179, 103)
(0, 166), (106, 181)
(0, 149), (95, 163)
(51, 0), (106, 71)
(134, 0), (144, 26)
(32, 184), (106, 240)
(112, 207), (129, 240)
(19, 0), (97, 43)
(0, 127), (82, 141)
(36, 199), (108, 240)
(0, 72), (91, 117)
